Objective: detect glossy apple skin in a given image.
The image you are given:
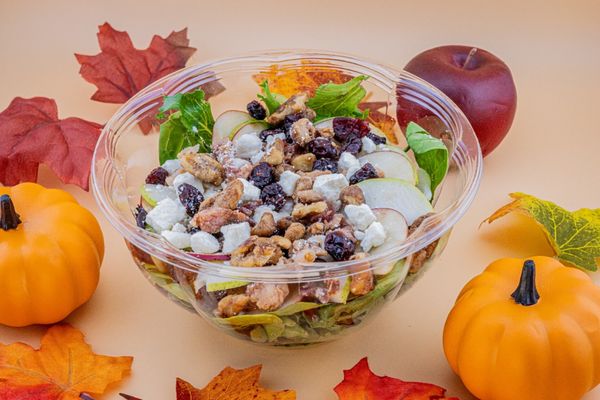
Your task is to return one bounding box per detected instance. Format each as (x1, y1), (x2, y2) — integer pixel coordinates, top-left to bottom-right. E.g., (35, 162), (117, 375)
(399, 45), (517, 156)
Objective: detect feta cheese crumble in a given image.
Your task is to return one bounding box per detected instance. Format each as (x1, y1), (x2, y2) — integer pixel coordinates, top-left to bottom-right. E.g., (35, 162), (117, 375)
(361, 137), (376, 153)
(173, 172), (204, 192)
(278, 170), (301, 196)
(161, 159), (181, 174)
(361, 221), (386, 252)
(190, 231), (221, 254)
(344, 204), (376, 230)
(313, 174), (349, 203)
(239, 178), (261, 202)
(146, 198), (187, 232)
(234, 134), (262, 159)
(338, 152), (360, 172)
(221, 222), (251, 253)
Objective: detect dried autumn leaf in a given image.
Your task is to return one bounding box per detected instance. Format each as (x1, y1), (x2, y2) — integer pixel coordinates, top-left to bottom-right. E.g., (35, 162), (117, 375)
(0, 324), (133, 400)
(484, 192), (600, 271)
(334, 358), (458, 400)
(176, 365), (295, 400)
(75, 23), (224, 134)
(253, 61), (352, 97)
(0, 97), (102, 190)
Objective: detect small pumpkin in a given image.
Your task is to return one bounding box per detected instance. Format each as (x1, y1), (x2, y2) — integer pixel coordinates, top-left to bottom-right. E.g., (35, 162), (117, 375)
(443, 256), (600, 400)
(0, 183), (104, 327)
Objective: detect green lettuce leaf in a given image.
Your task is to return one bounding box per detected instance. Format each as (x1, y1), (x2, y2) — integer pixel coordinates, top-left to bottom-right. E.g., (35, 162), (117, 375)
(306, 75), (369, 121)
(157, 89), (214, 163)
(485, 193), (600, 271)
(405, 122), (448, 194)
(257, 81), (285, 114)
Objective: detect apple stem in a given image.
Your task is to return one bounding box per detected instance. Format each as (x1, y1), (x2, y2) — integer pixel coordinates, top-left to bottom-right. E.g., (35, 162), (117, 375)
(462, 47), (478, 69)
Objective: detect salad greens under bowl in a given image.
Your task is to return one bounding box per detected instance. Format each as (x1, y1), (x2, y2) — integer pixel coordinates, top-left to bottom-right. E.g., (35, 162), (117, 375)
(91, 50), (482, 346)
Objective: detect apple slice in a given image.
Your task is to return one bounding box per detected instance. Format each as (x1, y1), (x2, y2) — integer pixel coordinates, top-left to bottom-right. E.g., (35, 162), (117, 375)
(204, 275), (248, 292)
(140, 184), (177, 207)
(369, 208), (409, 275)
(416, 167), (433, 200)
(230, 122), (268, 142)
(356, 178), (432, 225)
(358, 150), (417, 184)
(212, 110), (252, 144)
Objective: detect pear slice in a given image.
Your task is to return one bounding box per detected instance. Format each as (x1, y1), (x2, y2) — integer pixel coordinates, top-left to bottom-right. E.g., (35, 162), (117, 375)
(140, 184), (177, 207)
(212, 110), (268, 145)
(356, 178), (432, 225)
(359, 150), (417, 184)
(370, 208), (409, 275)
(230, 121), (269, 142)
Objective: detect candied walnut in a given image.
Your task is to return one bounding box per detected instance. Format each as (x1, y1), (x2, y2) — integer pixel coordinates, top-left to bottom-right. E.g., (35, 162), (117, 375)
(324, 213), (346, 231)
(213, 141), (253, 181)
(317, 126), (334, 138)
(340, 185), (365, 205)
(263, 138), (285, 166)
(290, 118), (316, 146)
(294, 176), (313, 193)
(284, 143), (301, 163)
(291, 153), (316, 172)
(238, 200), (261, 217)
(307, 221), (325, 235)
(276, 216), (293, 231)
(217, 294), (250, 317)
(407, 213), (439, 274)
(178, 150), (224, 186)
(291, 239), (328, 263)
(348, 253), (374, 295)
(191, 207), (249, 233)
(300, 169), (332, 179)
(292, 201), (328, 221)
(246, 283), (289, 311)
(266, 92), (311, 125)
(230, 236), (284, 267)
(251, 212), (276, 237)
(284, 222), (306, 242)
(201, 179), (243, 210)
(295, 189), (324, 204)
(299, 279), (340, 304)
(270, 235), (292, 250)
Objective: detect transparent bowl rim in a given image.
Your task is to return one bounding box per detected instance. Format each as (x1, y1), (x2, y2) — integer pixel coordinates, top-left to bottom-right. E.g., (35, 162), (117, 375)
(91, 49), (483, 282)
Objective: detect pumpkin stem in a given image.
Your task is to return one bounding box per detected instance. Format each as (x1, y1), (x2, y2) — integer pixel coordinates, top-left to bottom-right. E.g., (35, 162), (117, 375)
(511, 260), (540, 306)
(0, 194), (21, 231)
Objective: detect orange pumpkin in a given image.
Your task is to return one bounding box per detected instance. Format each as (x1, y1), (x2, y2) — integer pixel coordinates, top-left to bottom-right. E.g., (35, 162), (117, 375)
(443, 256), (600, 400)
(0, 183), (104, 327)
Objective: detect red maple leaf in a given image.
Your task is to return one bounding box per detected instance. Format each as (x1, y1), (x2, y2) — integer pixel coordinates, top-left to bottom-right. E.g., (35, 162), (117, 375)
(75, 22), (197, 104)
(0, 97), (102, 190)
(334, 358), (459, 400)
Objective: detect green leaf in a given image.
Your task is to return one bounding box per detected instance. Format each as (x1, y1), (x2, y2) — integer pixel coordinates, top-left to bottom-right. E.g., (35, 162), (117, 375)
(405, 122), (449, 194)
(306, 75), (369, 121)
(485, 193), (600, 271)
(257, 81), (284, 114)
(157, 89), (214, 163)
(158, 114), (194, 164)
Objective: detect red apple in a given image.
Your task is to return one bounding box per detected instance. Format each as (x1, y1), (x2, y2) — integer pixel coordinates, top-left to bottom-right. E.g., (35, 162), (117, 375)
(398, 45), (517, 156)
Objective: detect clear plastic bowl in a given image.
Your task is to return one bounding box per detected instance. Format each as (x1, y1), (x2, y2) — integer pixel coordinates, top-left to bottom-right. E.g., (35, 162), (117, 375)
(91, 50), (482, 346)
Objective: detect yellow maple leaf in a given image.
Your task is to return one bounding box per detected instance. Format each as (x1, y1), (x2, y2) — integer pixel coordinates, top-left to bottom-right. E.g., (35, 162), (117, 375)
(0, 324), (133, 399)
(176, 365), (295, 400)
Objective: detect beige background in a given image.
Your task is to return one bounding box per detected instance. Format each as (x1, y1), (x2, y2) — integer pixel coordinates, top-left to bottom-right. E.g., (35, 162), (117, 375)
(1, 0), (600, 398)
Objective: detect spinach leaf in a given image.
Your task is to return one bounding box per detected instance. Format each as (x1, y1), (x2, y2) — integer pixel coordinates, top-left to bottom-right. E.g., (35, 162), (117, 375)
(157, 89), (214, 163)
(257, 81), (285, 114)
(405, 122), (449, 194)
(306, 75), (369, 121)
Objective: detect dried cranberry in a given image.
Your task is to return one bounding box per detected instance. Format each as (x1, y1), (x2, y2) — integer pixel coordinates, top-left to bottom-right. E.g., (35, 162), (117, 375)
(247, 100), (267, 120)
(333, 117), (370, 142)
(367, 132), (386, 145)
(249, 162), (275, 188)
(313, 158), (338, 173)
(259, 127), (285, 141)
(260, 183), (286, 211)
(308, 137), (339, 159)
(349, 162), (379, 184)
(145, 167), (169, 185)
(341, 136), (362, 155)
(177, 183), (204, 216)
(135, 205), (147, 228)
(324, 230), (356, 261)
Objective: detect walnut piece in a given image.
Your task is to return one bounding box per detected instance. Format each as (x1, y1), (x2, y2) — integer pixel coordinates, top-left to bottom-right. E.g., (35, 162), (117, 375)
(340, 185), (365, 205)
(276, 216), (293, 231)
(317, 126), (334, 138)
(191, 207), (248, 233)
(178, 150), (224, 186)
(291, 239), (328, 263)
(251, 212), (277, 237)
(230, 236), (283, 267)
(265, 92), (311, 125)
(291, 153), (316, 172)
(350, 271), (375, 296)
(292, 201), (328, 220)
(284, 222), (306, 242)
(200, 179), (243, 210)
(290, 118), (316, 146)
(217, 294), (250, 317)
(307, 221), (325, 235)
(263, 138), (285, 166)
(246, 283), (289, 311)
(295, 189), (324, 204)
(294, 176), (313, 193)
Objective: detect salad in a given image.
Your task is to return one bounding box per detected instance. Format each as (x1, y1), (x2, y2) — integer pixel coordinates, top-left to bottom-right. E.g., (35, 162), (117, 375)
(131, 75), (449, 345)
